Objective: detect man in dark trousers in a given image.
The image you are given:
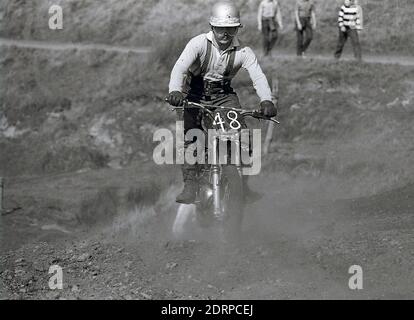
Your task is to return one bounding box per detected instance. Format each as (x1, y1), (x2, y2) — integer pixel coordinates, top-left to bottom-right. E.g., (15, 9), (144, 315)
(257, 0), (284, 56)
(295, 0), (316, 58)
(334, 0), (363, 61)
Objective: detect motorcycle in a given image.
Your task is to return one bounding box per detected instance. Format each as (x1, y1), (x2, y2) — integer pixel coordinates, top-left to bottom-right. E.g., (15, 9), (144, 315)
(169, 100), (279, 242)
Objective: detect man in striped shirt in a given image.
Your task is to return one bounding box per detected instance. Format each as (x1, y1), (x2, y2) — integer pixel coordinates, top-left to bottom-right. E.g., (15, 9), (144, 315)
(257, 0), (284, 56)
(334, 0), (362, 61)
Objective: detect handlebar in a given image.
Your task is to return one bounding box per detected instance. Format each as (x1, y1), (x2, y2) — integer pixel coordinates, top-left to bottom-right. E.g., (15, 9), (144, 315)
(165, 98), (280, 124)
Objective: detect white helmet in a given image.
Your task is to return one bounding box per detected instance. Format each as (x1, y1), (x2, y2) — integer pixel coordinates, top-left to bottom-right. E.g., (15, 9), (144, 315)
(209, 1), (241, 28)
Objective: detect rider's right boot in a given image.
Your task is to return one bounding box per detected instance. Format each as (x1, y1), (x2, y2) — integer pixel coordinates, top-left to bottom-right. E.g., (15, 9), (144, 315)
(176, 166), (198, 204)
(176, 181), (198, 204)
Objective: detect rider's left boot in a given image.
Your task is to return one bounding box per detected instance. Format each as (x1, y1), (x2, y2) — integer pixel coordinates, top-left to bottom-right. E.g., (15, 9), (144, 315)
(176, 165), (199, 204)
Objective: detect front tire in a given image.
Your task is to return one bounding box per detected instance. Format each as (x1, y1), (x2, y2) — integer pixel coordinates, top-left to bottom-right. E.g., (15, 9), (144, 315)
(221, 166), (244, 242)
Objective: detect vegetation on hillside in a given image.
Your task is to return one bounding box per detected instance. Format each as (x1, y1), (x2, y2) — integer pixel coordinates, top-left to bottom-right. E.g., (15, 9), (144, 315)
(0, 0), (413, 54)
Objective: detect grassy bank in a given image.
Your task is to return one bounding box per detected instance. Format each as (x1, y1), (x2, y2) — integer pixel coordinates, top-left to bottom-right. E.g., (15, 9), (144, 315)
(0, 44), (173, 176)
(0, 0), (413, 55)
(1, 42), (413, 196)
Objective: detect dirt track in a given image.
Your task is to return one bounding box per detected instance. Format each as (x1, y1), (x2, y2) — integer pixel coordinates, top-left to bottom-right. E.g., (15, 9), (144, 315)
(1, 37), (414, 66)
(1, 159), (413, 300)
(1, 174), (413, 300)
(0, 38), (151, 54)
(1, 38), (413, 300)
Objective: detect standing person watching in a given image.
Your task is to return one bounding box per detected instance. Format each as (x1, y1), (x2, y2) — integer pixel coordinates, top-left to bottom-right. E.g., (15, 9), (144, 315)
(257, 0), (284, 56)
(334, 0), (362, 61)
(295, 0), (316, 58)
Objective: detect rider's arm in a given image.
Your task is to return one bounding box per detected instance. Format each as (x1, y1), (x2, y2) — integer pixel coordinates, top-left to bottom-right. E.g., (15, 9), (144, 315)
(168, 36), (202, 93)
(241, 47), (273, 102)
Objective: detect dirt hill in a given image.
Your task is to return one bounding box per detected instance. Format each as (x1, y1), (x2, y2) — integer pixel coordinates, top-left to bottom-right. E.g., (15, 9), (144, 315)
(1, 0), (413, 54)
(1, 0), (413, 300)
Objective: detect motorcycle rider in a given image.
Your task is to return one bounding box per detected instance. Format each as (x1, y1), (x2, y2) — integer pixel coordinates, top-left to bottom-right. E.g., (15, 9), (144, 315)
(167, 1), (277, 204)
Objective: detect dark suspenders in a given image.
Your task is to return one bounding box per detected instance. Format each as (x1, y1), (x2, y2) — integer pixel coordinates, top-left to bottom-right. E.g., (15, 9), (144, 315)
(224, 49), (236, 78)
(200, 40), (212, 76)
(200, 39), (236, 79)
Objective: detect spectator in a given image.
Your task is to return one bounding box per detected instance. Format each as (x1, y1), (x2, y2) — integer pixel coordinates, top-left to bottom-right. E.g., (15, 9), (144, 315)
(258, 0), (284, 56)
(334, 0), (363, 61)
(295, 0), (316, 58)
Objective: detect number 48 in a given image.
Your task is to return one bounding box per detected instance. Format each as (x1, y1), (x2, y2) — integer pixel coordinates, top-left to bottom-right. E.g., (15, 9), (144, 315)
(213, 111), (241, 131)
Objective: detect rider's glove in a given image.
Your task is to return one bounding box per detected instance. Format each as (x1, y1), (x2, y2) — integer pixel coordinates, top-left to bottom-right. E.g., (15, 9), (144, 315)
(168, 91), (185, 106)
(260, 100), (277, 118)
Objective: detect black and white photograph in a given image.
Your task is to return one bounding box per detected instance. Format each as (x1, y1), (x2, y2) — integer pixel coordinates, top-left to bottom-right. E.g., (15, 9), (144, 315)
(0, 0), (413, 305)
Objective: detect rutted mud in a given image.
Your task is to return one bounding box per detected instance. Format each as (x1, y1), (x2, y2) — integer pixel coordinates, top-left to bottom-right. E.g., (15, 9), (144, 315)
(1, 37), (414, 300)
(1, 166), (413, 299)
(0, 38), (151, 54)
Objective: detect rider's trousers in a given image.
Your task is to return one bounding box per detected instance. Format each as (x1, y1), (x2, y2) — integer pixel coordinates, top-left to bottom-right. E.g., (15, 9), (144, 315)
(184, 92), (242, 134)
(181, 91), (247, 180)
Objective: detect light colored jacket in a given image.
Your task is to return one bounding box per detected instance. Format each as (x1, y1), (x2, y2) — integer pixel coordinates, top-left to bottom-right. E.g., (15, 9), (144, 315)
(169, 31), (273, 102)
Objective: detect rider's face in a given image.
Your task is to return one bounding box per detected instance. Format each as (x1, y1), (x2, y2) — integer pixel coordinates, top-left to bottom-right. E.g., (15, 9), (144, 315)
(212, 26), (239, 47)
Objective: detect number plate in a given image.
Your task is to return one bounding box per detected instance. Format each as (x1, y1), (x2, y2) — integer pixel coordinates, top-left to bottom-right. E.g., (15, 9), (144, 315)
(211, 110), (242, 132)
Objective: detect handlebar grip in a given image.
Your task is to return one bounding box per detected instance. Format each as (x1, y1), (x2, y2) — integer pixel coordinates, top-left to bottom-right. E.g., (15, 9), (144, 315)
(251, 110), (279, 122)
(165, 95), (189, 105)
(249, 110), (268, 119)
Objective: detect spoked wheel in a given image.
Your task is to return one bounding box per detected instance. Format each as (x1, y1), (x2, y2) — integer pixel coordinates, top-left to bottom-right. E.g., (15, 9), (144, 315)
(221, 166), (244, 243)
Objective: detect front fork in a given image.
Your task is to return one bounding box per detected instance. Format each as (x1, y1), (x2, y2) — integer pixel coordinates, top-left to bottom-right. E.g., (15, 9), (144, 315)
(211, 136), (243, 221)
(211, 164), (221, 220)
(211, 135), (222, 220)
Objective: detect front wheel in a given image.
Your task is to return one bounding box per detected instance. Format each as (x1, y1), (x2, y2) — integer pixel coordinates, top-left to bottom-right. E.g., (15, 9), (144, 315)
(221, 166), (244, 242)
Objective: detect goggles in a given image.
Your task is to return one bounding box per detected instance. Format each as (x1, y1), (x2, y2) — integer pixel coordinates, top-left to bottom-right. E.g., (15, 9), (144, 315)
(212, 26), (239, 36)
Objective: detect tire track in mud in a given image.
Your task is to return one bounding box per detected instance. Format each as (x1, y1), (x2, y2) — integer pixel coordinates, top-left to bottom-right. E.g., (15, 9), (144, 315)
(0, 38), (151, 54)
(2, 167), (413, 299)
(274, 52), (414, 66)
(2, 37), (413, 299)
(1, 37), (414, 66)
